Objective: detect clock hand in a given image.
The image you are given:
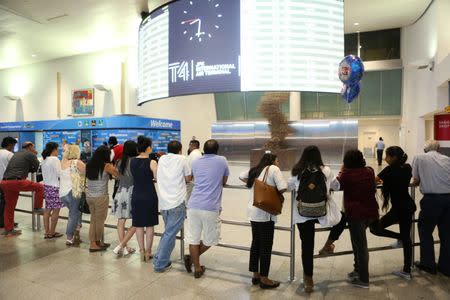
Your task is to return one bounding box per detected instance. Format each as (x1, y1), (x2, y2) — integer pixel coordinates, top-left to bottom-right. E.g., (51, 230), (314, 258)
(181, 18), (198, 25)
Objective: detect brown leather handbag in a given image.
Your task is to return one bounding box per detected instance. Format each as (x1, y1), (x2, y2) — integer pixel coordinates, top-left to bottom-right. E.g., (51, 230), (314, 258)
(253, 166), (284, 215)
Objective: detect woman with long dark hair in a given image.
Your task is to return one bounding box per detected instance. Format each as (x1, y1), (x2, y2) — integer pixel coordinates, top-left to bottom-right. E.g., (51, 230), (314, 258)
(86, 145), (119, 252)
(288, 145), (337, 293)
(331, 149), (378, 289)
(239, 153), (287, 289)
(131, 136), (159, 262)
(41, 142), (63, 239)
(370, 146), (416, 279)
(112, 140), (138, 256)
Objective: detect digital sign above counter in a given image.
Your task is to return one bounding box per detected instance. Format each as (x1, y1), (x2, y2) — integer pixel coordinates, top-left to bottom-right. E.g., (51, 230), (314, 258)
(138, 0), (344, 104)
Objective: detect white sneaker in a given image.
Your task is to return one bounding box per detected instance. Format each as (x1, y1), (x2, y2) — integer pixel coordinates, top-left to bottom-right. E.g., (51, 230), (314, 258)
(392, 270), (412, 280)
(390, 240), (403, 249)
(113, 245), (123, 256)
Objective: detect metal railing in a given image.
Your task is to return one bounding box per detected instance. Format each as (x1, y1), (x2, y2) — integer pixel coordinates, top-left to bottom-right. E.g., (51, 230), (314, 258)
(14, 183), (440, 282)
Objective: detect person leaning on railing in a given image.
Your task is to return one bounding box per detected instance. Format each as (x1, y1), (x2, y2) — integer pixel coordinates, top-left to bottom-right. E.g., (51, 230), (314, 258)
(0, 142), (44, 237)
(412, 140), (450, 277)
(330, 149), (379, 289)
(369, 146), (416, 280)
(239, 152), (287, 290)
(86, 145), (119, 252)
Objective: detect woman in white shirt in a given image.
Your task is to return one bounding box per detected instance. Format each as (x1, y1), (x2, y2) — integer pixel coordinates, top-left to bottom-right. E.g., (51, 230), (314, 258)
(60, 145), (86, 246)
(288, 145), (338, 293)
(41, 142), (63, 239)
(240, 153), (287, 289)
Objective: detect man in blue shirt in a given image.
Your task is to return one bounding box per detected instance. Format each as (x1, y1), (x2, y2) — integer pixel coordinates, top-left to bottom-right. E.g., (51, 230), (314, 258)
(184, 139), (229, 278)
(375, 137), (385, 166)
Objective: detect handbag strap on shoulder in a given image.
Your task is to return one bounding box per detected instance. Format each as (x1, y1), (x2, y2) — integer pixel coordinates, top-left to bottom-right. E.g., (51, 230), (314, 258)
(262, 165), (271, 183)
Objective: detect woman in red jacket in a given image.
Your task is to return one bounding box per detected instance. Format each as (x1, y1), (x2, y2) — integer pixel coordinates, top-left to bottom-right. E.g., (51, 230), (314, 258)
(330, 149), (378, 289)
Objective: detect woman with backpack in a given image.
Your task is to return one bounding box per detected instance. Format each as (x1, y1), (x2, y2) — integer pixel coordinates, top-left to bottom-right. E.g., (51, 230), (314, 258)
(60, 145), (86, 246)
(369, 146), (416, 280)
(288, 145), (338, 293)
(331, 149), (379, 289)
(112, 140), (138, 256)
(239, 153), (287, 289)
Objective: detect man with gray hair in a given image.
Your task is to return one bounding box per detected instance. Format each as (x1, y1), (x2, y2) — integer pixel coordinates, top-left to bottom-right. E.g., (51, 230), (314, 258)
(412, 140), (450, 276)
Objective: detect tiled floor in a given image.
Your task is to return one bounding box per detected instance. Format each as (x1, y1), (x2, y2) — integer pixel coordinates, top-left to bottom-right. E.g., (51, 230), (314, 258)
(1, 162), (449, 299)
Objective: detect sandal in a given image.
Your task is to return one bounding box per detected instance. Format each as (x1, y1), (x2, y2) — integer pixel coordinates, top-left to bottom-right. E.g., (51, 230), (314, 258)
(124, 247), (136, 256)
(194, 266), (206, 279)
(66, 239), (75, 246)
(52, 232), (63, 238)
(44, 233), (52, 239)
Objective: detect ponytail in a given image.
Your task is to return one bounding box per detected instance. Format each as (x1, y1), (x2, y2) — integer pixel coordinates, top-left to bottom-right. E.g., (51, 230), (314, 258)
(42, 142), (59, 160)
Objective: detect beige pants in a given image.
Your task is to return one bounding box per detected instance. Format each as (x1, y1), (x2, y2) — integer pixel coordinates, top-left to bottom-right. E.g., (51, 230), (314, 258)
(87, 195), (109, 242)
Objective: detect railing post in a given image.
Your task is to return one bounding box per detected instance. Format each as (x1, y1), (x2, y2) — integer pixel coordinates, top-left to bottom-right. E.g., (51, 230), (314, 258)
(290, 191), (296, 282)
(410, 185), (416, 267)
(180, 224), (185, 260)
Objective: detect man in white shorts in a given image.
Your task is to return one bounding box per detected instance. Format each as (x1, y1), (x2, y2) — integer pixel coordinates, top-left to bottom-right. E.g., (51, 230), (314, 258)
(184, 139), (229, 278)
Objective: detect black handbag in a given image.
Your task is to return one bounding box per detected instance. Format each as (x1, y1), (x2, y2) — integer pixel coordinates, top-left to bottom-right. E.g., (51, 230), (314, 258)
(78, 177), (90, 214)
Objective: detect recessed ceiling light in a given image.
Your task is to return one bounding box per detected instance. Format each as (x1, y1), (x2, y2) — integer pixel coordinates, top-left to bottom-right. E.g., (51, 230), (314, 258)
(354, 22), (359, 26)
(31, 54), (37, 57)
(356, 30), (360, 33)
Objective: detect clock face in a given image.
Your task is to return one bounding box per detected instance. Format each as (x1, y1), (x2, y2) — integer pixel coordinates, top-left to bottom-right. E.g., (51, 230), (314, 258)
(180, 0), (222, 42)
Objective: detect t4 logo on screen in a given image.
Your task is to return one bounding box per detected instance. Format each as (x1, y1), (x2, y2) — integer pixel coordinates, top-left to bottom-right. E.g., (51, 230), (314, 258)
(169, 60), (237, 83)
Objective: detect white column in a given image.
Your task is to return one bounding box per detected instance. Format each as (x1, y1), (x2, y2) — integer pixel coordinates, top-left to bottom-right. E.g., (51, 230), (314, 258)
(289, 91), (301, 121)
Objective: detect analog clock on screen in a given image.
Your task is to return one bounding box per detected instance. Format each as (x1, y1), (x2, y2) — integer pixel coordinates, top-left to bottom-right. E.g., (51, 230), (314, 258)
(180, 0), (222, 42)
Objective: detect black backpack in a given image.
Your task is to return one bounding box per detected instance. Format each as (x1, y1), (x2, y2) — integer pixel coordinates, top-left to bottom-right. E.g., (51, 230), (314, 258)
(297, 168), (328, 217)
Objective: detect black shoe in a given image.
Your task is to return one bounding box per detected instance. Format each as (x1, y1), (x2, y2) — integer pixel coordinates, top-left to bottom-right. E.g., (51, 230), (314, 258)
(89, 248), (106, 252)
(251, 277), (260, 285)
(184, 255), (192, 273)
(259, 280), (280, 289)
(414, 261), (437, 275)
(437, 267), (450, 277)
(14, 223), (18, 228)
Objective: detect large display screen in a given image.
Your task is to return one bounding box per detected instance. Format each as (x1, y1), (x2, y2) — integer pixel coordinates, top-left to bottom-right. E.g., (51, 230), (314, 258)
(138, 0), (344, 104)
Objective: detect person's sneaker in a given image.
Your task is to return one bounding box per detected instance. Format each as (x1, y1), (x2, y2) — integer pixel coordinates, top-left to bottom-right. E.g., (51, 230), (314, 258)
(5, 229), (22, 237)
(154, 262), (172, 273)
(390, 240), (403, 249)
(414, 261), (437, 275)
(392, 270), (412, 280)
(347, 271), (359, 281)
(349, 278), (369, 289)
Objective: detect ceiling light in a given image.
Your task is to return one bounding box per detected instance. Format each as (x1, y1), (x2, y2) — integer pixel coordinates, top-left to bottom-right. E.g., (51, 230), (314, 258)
(354, 22), (359, 26)
(4, 96), (21, 101)
(93, 84), (111, 92)
(31, 54), (37, 57)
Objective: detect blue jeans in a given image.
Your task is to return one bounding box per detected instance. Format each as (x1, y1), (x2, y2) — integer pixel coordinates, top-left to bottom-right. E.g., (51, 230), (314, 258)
(153, 203), (186, 271)
(418, 194), (450, 275)
(60, 192), (82, 238)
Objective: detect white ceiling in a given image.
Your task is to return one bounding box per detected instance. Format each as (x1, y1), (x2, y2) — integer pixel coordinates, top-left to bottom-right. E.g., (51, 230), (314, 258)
(0, 0), (432, 70)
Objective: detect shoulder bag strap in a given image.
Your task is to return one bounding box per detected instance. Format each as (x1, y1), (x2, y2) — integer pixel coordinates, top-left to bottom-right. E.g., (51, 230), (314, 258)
(262, 165), (271, 183)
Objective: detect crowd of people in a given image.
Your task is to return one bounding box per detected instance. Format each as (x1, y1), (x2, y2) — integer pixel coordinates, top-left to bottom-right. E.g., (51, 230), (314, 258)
(0, 135), (449, 293)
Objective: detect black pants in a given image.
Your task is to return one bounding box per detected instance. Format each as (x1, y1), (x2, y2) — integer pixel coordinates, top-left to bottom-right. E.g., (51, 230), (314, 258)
(328, 212), (347, 241)
(0, 188), (5, 228)
(348, 219), (373, 283)
(297, 220), (318, 277)
(377, 150), (383, 166)
(249, 221), (275, 277)
(418, 194), (450, 276)
(369, 208), (413, 273)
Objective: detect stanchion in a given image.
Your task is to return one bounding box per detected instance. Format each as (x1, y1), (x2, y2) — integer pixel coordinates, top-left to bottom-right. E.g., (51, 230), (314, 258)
(289, 191), (296, 282)
(410, 185), (416, 267)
